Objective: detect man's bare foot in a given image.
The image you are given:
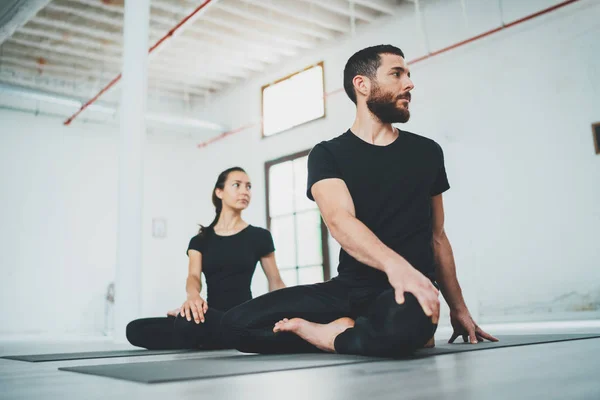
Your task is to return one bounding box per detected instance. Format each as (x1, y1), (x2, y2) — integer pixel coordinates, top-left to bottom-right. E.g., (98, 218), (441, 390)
(424, 336), (435, 348)
(273, 317), (355, 353)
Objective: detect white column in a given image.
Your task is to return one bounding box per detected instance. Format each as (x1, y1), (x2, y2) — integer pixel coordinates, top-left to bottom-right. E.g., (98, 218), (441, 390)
(113, 0), (151, 342)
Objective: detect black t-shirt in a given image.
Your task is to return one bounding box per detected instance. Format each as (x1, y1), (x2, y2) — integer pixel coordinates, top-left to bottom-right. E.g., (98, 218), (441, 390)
(186, 225), (275, 311)
(307, 129), (450, 287)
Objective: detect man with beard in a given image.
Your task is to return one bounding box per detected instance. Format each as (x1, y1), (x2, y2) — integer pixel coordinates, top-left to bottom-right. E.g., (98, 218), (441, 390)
(221, 45), (497, 357)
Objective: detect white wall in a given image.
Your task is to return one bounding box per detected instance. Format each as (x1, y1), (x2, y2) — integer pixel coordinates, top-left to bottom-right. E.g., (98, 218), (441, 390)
(193, 0), (600, 324)
(0, 109), (263, 336)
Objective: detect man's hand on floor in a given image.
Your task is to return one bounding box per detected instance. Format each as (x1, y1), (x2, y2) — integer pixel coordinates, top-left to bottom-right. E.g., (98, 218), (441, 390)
(448, 308), (499, 344)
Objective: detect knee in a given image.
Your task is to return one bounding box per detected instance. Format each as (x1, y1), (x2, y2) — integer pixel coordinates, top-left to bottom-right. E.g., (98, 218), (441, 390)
(385, 293), (437, 348)
(219, 308), (249, 348)
(220, 306), (248, 332)
(173, 314), (195, 330)
(125, 319), (143, 347)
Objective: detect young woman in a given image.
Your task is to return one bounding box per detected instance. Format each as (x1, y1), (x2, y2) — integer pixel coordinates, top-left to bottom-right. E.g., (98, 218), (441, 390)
(126, 167), (286, 349)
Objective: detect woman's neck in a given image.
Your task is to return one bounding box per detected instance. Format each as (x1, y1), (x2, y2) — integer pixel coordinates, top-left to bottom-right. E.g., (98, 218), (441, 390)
(214, 208), (246, 233)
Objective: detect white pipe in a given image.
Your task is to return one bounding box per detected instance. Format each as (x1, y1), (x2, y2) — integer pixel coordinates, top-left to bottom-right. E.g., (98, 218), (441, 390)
(0, 83), (114, 113)
(0, 83), (226, 131)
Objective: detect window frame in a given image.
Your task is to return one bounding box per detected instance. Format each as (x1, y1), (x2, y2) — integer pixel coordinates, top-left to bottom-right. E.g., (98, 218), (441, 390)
(260, 61), (326, 139)
(264, 149), (331, 282)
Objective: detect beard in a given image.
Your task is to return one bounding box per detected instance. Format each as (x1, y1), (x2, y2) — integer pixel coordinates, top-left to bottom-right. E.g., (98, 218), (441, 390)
(366, 83), (411, 123)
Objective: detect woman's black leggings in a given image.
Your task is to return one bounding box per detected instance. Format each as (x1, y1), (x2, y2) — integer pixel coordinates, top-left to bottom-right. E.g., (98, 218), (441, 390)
(126, 308), (227, 350)
(220, 278), (437, 358)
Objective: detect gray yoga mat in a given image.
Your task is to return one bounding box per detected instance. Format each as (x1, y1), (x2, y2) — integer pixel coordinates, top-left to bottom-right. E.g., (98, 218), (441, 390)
(2, 348), (200, 362)
(59, 353), (378, 383)
(415, 333), (600, 357)
(58, 333), (600, 383)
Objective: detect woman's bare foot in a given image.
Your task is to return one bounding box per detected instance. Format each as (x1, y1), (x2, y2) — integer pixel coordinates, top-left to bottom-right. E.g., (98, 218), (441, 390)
(273, 317), (355, 353)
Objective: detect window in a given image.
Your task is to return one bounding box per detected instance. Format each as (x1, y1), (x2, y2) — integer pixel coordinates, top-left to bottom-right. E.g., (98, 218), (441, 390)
(265, 150), (330, 286)
(261, 62), (325, 137)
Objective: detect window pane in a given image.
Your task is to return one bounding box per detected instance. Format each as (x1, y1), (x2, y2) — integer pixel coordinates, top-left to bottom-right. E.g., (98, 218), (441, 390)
(298, 266), (324, 285)
(270, 215), (296, 269)
(268, 161), (294, 217)
(279, 268), (298, 287)
(296, 210), (322, 267)
(263, 65), (325, 137)
(293, 156), (315, 212)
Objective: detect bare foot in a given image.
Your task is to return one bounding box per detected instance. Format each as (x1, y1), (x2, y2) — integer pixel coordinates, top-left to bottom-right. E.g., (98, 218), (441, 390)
(273, 317), (355, 353)
(424, 336), (435, 348)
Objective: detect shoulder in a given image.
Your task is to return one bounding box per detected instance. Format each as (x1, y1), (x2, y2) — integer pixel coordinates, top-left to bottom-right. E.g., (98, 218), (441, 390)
(248, 225), (272, 238)
(401, 130), (444, 154)
(188, 233), (209, 254)
(401, 130), (439, 146)
(308, 132), (349, 163)
(189, 233), (203, 244)
(313, 131), (349, 152)
(246, 226), (274, 252)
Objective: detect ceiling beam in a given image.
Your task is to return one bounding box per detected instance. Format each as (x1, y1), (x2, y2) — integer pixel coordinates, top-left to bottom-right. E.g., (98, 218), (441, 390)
(353, 0), (396, 15)
(240, 0), (349, 33)
(30, 15), (122, 42)
(215, 2), (334, 40)
(54, 0), (294, 64)
(300, 0), (377, 22)
(15, 27), (119, 53)
(0, 0), (51, 44)
(1, 44), (242, 87)
(44, 3), (123, 28)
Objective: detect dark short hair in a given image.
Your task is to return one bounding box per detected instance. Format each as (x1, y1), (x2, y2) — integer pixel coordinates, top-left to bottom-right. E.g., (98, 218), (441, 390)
(343, 45), (405, 104)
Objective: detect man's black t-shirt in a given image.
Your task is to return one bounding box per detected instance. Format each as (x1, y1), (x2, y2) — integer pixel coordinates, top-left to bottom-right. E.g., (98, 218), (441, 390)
(307, 129), (450, 287)
(186, 225), (275, 311)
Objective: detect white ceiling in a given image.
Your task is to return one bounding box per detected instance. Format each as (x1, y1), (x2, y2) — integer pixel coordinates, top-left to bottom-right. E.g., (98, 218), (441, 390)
(0, 0), (415, 133)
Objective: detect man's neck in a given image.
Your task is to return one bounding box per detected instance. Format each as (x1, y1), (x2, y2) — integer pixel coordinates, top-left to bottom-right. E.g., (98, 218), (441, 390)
(350, 116), (397, 146)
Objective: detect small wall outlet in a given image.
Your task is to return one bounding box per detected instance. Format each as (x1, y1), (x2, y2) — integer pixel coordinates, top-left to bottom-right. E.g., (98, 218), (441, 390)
(152, 218), (167, 238)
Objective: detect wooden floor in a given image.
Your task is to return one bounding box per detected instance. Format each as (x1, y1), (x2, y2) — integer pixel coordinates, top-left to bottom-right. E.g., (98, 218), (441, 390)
(1, 324), (600, 400)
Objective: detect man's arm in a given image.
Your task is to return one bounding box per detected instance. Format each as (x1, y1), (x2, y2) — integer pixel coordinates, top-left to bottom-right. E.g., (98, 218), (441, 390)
(311, 178), (439, 322)
(431, 194), (467, 312)
(431, 194), (498, 343)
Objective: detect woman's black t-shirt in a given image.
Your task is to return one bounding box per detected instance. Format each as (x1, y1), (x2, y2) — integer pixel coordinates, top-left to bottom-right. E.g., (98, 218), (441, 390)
(186, 225), (275, 311)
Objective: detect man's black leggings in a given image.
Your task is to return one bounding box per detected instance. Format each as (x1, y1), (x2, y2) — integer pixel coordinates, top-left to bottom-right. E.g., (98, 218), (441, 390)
(126, 308), (227, 350)
(220, 278), (437, 357)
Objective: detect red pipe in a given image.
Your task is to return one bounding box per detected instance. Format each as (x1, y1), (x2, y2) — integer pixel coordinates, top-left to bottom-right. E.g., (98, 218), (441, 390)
(196, 0), (580, 149)
(408, 0), (581, 65)
(64, 0), (214, 125)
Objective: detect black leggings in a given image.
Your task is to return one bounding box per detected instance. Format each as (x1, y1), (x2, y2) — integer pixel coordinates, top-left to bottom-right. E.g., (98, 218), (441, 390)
(126, 308), (227, 350)
(220, 279), (436, 358)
